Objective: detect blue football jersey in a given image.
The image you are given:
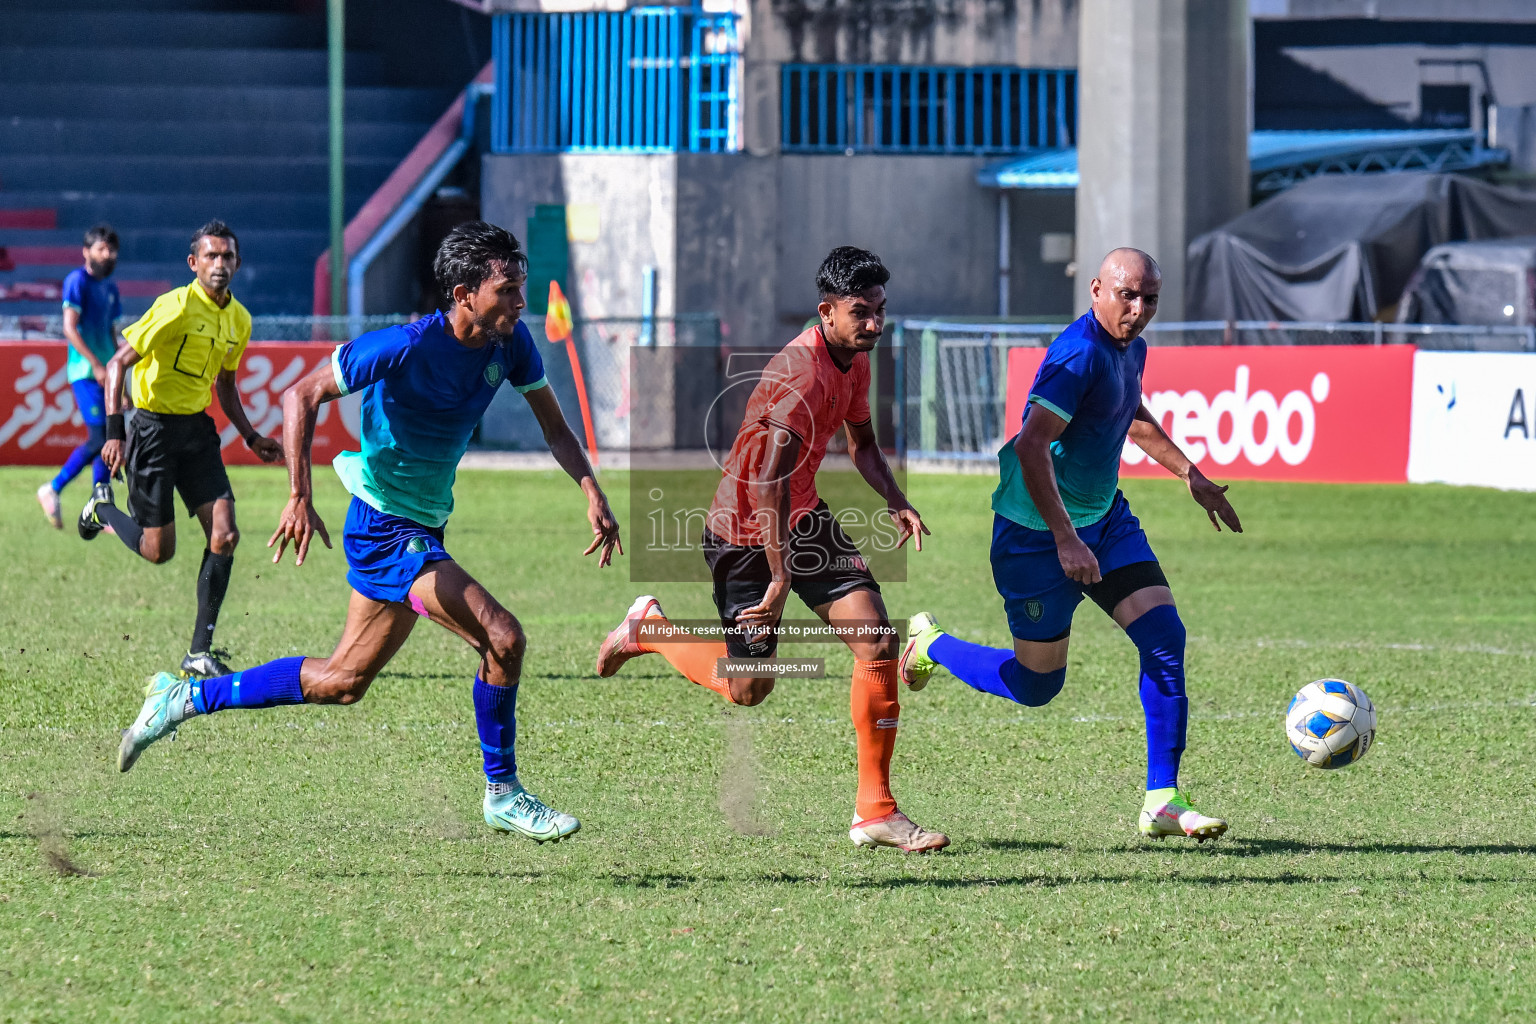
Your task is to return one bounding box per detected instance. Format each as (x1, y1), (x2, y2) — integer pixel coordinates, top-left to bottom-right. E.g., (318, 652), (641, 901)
(992, 311), (1147, 531)
(331, 312), (547, 527)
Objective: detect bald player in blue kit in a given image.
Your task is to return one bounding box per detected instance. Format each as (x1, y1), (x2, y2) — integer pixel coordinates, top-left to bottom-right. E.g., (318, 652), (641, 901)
(114, 222), (623, 843)
(902, 248), (1243, 842)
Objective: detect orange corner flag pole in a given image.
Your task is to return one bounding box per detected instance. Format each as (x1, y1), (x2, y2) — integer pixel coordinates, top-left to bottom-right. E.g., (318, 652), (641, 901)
(545, 281), (599, 471)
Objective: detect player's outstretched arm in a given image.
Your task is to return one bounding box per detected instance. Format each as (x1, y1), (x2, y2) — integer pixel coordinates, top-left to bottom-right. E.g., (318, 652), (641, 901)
(268, 362), (339, 566)
(522, 384), (622, 567)
(215, 368), (282, 464)
(99, 342), (142, 476)
(1126, 402), (1242, 533)
(845, 417), (928, 552)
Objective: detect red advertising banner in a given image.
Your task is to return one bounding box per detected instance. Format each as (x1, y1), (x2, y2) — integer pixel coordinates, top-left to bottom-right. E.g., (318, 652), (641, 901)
(0, 341), (356, 467)
(1004, 344), (1414, 483)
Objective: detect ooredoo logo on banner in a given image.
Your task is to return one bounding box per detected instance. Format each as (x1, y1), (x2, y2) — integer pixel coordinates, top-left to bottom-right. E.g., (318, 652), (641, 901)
(1408, 351), (1536, 490)
(1005, 344), (1414, 482)
(0, 341), (358, 467)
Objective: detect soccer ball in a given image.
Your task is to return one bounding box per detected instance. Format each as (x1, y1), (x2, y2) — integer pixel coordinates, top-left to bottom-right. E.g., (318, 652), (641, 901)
(1284, 678), (1376, 769)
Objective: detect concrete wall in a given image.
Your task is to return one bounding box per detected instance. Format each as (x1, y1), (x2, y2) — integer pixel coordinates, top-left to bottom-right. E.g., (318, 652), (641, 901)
(484, 150), (1043, 352)
(675, 155), (779, 346)
(773, 154), (1001, 332)
(481, 152), (678, 320)
(742, 0), (1078, 67)
(1075, 0), (1249, 318)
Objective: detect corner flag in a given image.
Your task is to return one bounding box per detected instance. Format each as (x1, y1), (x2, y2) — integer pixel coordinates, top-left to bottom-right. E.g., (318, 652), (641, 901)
(544, 280), (598, 469)
(545, 280), (573, 342)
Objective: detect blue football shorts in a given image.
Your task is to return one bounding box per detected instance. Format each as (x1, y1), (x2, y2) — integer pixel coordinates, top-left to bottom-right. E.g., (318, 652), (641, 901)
(71, 378), (105, 427)
(990, 490), (1163, 641)
(342, 496), (451, 604)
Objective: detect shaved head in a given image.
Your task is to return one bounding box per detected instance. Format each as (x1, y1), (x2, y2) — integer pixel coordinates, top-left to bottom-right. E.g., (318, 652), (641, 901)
(1098, 247), (1159, 282)
(1090, 248), (1161, 345)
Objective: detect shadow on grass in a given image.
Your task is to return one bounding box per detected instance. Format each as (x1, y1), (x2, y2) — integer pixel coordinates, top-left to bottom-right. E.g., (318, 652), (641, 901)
(1228, 838), (1536, 857)
(848, 870), (1536, 890)
(969, 839), (1072, 853)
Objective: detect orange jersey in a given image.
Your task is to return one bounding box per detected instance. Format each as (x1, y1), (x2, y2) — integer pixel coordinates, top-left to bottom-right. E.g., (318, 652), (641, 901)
(707, 326), (872, 546)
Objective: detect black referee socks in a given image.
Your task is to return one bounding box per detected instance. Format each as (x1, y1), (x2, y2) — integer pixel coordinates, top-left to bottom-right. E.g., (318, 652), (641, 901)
(97, 502), (144, 556)
(191, 549), (235, 655)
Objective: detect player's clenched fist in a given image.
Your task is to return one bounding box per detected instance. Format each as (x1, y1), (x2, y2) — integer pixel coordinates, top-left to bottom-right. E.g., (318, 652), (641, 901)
(1055, 533), (1102, 585)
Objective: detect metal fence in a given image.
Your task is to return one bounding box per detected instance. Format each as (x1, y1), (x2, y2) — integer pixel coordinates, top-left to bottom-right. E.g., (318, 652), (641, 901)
(477, 314), (722, 451)
(491, 9), (739, 154)
(893, 318), (1536, 461)
(781, 64), (1074, 154)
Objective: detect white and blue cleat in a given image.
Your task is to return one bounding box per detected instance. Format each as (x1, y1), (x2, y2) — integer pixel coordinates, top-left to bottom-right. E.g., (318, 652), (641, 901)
(117, 671), (193, 773)
(483, 779), (581, 843)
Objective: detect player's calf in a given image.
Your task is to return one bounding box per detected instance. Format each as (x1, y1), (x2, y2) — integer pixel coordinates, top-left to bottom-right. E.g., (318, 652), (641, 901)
(300, 660), (374, 705)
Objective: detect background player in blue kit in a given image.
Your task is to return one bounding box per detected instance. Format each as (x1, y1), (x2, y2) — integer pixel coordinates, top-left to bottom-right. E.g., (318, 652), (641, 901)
(37, 224), (122, 528)
(115, 222), (622, 843)
(901, 248), (1243, 842)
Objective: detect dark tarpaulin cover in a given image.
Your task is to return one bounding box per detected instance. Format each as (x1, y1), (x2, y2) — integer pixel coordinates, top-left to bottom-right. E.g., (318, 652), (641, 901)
(1396, 237), (1536, 326)
(1186, 173), (1536, 322)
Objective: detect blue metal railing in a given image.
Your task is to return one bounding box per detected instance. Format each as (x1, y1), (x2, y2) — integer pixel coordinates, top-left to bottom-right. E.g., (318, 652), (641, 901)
(491, 9), (739, 154)
(781, 65), (1074, 154)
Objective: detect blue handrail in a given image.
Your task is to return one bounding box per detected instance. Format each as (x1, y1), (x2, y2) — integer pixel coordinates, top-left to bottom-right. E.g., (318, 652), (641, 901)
(346, 82), (494, 322)
(781, 64), (1074, 154)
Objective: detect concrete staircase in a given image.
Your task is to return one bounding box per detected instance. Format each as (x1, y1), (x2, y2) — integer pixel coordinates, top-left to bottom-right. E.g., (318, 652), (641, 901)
(0, 0), (460, 317)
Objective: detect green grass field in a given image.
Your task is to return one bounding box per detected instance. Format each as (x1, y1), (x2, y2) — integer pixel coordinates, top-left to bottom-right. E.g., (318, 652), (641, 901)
(3, 465), (1536, 1022)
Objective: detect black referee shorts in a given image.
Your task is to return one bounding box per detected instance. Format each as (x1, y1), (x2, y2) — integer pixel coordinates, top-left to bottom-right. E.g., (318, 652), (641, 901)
(125, 410), (234, 528)
(702, 501), (880, 659)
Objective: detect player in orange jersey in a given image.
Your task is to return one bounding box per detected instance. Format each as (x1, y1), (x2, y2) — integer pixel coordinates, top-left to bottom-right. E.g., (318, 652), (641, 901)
(597, 247), (948, 852)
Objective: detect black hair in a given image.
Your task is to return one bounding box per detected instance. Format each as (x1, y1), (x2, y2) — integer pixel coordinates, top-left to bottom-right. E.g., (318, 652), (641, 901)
(433, 220), (528, 306)
(83, 223), (119, 249)
(816, 246), (890, 299)
(190, 219), (239, 258)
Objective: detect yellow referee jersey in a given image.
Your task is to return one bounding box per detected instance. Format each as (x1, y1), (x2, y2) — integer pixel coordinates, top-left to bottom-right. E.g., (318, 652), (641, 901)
(122, 281), (251, 415)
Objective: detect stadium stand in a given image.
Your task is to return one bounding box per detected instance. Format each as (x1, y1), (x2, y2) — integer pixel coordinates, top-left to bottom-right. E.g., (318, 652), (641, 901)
(0, 0), (471, 316)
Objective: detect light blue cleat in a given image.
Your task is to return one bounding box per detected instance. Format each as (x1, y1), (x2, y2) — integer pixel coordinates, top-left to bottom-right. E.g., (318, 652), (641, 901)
(483, 779), (581, 843)
(117, 671), (193, 773)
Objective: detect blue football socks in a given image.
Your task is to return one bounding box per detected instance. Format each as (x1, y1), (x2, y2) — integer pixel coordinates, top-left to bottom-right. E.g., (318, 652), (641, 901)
(51, 422), (105, 493)
(929, 634), (1066, 707)
(190, 656), (306, 715)
(1124, 604), (1188, 791)
(473, 677), (519, 782)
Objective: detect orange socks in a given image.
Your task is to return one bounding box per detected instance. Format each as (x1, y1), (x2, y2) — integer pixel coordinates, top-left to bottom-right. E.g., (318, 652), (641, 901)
(851, 659), (899, 821)
(639, 616), (736, 702)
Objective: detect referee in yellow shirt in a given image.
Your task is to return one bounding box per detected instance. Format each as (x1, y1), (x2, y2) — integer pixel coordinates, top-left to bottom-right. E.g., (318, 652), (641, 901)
(81, 220), (283, 678)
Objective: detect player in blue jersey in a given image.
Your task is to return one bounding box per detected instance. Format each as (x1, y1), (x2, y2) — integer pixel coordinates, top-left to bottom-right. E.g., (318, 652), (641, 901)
(36, 224), (122, 528)
(901, 248), (1242, 842)
(115, 222), (622, 843)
